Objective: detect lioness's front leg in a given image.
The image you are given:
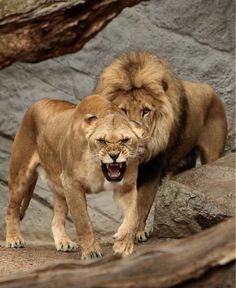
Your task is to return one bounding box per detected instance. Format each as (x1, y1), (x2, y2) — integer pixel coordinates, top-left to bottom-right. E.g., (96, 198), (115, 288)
(52, 192), (78, 252)
(63, 179), (103, 260)
(113, 184), (139, 256)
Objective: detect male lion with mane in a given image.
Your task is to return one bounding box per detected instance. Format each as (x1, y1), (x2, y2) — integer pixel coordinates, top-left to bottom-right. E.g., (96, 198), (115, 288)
(6, 95), (148, 259)
(95, 51), (227, 241)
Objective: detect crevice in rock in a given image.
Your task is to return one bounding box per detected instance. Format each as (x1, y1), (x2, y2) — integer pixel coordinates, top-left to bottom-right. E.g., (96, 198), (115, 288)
(0, 132), (13, 141)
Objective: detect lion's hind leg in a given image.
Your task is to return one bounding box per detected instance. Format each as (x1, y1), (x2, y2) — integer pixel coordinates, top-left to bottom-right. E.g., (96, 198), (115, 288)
(52, 192), (78, 252)
(197, 95), (227, 164)
(6, 153), (39, 248)
(164, 149), (198, 179)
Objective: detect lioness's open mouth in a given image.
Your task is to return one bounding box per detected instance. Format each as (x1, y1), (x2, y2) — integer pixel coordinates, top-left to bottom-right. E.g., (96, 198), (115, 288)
(101, 162), (126, 182)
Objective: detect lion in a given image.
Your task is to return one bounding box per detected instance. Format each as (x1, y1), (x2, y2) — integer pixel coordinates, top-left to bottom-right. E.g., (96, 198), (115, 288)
(6, 95), (149, 259)
(94, 51), (228, 241)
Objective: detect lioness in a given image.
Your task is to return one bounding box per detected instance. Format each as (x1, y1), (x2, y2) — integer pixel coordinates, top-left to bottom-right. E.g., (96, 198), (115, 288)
(95, 51), (228, 241)
(6, 95), (148, 259)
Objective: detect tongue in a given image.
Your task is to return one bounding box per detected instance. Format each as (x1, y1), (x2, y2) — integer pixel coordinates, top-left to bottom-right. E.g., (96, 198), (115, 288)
(108, 164), (120, 177)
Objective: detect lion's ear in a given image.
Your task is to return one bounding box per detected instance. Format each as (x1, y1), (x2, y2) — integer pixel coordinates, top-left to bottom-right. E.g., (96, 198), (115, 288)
(85, 114), (97, 124)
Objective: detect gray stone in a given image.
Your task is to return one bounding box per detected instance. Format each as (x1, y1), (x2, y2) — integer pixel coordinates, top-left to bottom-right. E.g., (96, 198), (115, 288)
(225, 112), (236, 153)
(0, 136), (11, 182)
(0, 182), (69, 242)
(153, 153), (235, 238)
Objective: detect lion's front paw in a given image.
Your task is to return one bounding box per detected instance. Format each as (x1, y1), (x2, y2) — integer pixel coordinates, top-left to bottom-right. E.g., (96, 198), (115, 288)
(6, 235), (25, 248)
(113, 239), (134, 257)
(55, 239), (78, 252)
(135, 229), (153, 243)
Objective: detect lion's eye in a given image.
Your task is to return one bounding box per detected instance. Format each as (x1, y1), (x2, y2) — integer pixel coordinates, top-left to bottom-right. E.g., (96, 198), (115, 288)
(97, 139), (106, 145)
(142, 107), (151, 117)
(121, 138), (130, 144)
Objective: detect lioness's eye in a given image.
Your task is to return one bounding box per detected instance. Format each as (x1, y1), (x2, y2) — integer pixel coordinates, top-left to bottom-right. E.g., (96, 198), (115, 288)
(97, 139), (106, 144)
(121, 138), (130, 144)
(121, 108), (128, 115)
(142, 107), (151, 116)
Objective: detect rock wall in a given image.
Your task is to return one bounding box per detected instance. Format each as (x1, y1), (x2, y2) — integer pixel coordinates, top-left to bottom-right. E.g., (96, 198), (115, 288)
(0, 0), (234, 241)
(0, 0), (234, 140)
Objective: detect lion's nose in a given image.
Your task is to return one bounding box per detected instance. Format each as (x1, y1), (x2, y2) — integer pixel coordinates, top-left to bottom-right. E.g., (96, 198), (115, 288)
(109, 152), (120, 162)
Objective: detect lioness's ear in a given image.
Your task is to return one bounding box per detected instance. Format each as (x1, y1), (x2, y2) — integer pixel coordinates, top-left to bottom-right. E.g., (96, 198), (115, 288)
(85, 114), (97, 124)
(130, 121), (150, 143)
(161, 79), (168, 92)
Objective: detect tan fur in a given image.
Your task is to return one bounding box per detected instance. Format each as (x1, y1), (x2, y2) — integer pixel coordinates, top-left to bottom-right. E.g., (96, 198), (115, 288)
(6, 95), (148, 259)
(95, 51), (228, 238)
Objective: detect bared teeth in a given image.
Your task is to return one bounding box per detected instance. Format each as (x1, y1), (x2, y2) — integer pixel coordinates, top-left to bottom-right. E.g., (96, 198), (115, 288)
(102, 162), (126, 181)
(106, 163), (123, 169)
(108, 172), (120, 177)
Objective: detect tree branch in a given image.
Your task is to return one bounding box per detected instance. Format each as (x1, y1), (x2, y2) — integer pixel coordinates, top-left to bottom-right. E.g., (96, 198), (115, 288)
(0, 0), (143, 69)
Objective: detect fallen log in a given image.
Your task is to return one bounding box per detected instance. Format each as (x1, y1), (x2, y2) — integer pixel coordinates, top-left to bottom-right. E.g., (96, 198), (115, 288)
(0, 0), (143, 69)
(0, 218), (234, 288)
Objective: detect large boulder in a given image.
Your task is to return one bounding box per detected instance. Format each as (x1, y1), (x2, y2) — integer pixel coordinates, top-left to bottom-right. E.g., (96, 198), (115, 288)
(153, 153), (235, 238)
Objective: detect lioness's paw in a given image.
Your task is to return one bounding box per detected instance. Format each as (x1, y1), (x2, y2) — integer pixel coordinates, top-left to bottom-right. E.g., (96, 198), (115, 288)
(80, 241), (103, 260)
(55, 240), (78, 252)
(6, 236), (25, 248)
(113, 240), (134, 257)
(112, 225), (130, 241)
(135, 229), (153, 243)
(81, 250), (103, 260)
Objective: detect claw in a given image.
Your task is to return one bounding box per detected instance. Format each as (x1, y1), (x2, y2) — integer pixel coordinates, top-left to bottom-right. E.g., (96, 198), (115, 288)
(145, 231), (152, 239)
(55, 240), (78, 252)
(82, 250), (103, 260)
(6, 237), (25, 248)
(136, 229), (153, 243)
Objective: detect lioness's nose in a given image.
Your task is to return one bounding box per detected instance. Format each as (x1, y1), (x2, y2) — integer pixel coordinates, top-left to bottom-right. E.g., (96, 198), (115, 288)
(109, 152), (120, 162)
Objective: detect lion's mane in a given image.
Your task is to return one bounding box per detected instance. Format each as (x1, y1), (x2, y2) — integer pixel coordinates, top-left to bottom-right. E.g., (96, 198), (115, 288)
(95, 52), (188, 162)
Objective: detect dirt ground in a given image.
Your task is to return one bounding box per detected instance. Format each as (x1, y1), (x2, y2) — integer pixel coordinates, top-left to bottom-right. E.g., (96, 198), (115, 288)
(0, 238), (167, 277)
(0, 240), (108, 276)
